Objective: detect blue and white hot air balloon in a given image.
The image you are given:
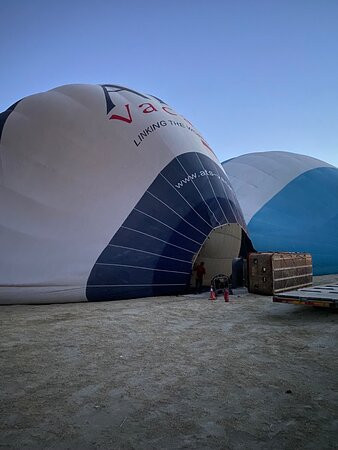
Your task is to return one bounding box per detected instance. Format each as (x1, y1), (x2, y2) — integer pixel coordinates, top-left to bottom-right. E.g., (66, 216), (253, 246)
(222, 151), (338, 275)
(0, 84), (250, 304)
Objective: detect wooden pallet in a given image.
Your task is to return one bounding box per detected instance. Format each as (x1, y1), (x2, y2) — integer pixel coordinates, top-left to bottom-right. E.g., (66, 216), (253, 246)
(273, 284), (338, 309)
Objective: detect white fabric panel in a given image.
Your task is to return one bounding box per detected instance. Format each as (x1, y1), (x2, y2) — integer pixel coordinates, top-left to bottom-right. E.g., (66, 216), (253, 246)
(222, 151), (333, 223)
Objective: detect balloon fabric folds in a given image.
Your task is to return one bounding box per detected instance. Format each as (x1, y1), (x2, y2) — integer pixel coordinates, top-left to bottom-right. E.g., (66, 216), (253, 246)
(0, 84), (249, 304)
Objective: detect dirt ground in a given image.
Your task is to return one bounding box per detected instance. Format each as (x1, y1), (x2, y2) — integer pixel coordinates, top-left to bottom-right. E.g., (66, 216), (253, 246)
(1, 275), (338, 450)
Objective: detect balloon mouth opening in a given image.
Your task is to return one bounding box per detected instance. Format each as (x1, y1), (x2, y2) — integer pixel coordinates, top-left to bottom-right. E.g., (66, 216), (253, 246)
(190, 223), (250, 287)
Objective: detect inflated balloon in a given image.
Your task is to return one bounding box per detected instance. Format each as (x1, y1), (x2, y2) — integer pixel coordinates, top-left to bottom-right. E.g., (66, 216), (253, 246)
(222, 151), (338, 275)
(0, 84), (249, 304)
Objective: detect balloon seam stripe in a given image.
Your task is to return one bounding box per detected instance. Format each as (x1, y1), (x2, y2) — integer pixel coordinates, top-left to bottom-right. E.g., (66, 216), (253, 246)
(120, 226), (195, 254)
(145, 190), (207, 238)
(195, 152), (229, 223)
(133, 208), (202, 245)
(95, 263), (191, 274)
(159, 173), (214, 229)
(212, 159), (241, 225)
(176, 154), (220, 226)
(106, 244), (192, 264)
(87, 284), (187, 287)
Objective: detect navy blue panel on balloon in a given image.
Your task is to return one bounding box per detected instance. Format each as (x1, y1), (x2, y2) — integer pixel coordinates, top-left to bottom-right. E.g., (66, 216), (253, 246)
(87, 284), (185, 301)
(0, 100), (21, 142)
(111, 227), (194, 261)
(147, 174), (212, 236)
(89, 264), (189, 286)
(86, 152), (246, 301)
(123, 210), (201, 252)
(97, 245), (191, 272)
(161, 156), (219, 228)
(136, 192), (206, 243)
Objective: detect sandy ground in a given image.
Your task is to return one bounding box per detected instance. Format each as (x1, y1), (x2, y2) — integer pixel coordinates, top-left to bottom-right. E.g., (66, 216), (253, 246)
(1, 275), (338, 450)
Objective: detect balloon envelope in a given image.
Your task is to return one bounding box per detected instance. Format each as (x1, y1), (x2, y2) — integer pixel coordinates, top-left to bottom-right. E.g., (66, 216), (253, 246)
(0, 84), (249, 304)
(222, 151), (338, 275)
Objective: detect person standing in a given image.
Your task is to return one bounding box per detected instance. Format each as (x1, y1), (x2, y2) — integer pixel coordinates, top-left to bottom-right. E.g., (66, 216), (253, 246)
(195, 261), (206, 294)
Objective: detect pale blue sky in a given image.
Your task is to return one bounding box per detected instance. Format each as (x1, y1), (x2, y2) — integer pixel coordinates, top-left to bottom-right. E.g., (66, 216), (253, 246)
(1, 0), (337, 166)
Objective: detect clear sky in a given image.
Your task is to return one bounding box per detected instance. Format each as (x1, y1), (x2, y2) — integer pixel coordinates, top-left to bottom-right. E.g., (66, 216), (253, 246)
(1, 0), (337, 166)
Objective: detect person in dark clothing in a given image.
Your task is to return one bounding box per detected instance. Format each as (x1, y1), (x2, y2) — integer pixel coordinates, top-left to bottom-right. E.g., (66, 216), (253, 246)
(194, 261), (206, 294)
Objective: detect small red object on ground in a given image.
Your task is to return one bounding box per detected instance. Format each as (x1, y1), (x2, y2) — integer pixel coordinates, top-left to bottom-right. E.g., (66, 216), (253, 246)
(224, 288), (229, 302)
(209, 287), (216, 301)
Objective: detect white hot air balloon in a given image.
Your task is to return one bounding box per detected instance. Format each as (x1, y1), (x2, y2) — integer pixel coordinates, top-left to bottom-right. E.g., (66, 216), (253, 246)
(0, 84), (251, 304)
(222, 151), (338, 275)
